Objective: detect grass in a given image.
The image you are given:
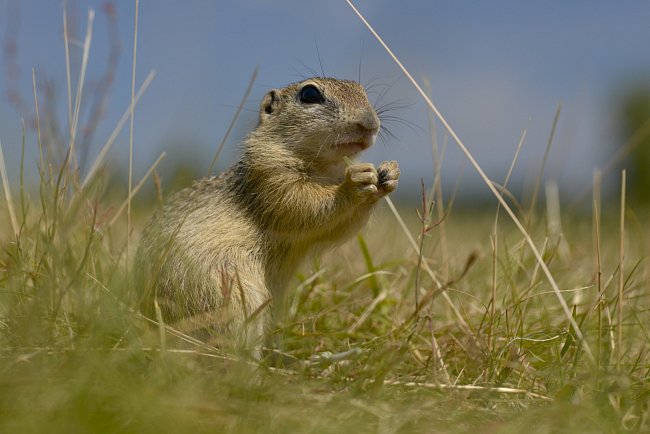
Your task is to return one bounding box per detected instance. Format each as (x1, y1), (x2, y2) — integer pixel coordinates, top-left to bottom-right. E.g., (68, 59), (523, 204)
(2, 3), (650, 433)
(1, 161), (648, 432)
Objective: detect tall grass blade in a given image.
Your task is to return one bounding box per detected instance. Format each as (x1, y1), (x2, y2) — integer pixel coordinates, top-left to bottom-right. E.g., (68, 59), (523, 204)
(68, 9), (95, 171)
(618, 169), (626, 369)
(490, 129), (526, 349)
(127, 0), (140, 262)
(527, 104), (561, 219)
(593, 169), (603, 370)
(0, 138), (18, 238)
(63, 2), (73, 141)
(424, 78), (449, 279)
(31, 69), (44, 169)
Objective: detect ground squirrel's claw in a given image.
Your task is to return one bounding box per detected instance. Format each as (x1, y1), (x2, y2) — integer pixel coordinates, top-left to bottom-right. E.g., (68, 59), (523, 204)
(346, 163), (379, 197)
(345, 161), (399, 200)
(377, 160), (400, 196)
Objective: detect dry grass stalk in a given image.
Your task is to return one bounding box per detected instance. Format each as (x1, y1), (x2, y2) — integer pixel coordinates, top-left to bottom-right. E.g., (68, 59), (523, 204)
(383, 380), (552, 401)
(527, 104), (561, 221)
(31, 69), (44, 168)
(127, 0), (140, 263)
(489, 129), (526, 350)
(0, 139), (18, 237)
(423, 78), (449, 280)
(618, 169), (626, 369)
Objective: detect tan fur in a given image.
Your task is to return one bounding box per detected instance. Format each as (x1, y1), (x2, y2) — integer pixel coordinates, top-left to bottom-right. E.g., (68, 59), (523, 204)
(136, 77), (400, 352)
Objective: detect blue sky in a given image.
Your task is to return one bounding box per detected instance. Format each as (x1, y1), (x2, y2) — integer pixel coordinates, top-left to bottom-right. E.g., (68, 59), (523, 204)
(2, 1), (650, 199)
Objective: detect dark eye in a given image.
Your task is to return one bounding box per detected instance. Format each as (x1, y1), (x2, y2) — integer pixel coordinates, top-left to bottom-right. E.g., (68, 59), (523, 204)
(299, 85), (325, 104)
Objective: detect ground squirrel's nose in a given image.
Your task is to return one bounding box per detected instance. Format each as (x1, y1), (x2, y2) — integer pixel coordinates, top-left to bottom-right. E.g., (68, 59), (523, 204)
(356, 110), (380, 135)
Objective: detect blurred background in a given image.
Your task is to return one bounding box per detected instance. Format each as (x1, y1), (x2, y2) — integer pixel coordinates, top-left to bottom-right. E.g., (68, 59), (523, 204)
(2, 0), (650, 204)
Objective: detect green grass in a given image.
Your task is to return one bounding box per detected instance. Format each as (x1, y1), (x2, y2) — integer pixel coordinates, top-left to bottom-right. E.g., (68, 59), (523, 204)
(1, 152), (648, 433)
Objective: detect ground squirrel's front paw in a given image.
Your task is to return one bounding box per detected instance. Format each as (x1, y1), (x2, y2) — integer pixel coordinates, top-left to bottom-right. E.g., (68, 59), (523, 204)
(377, 160), (400, 196)
(345, 163), (378, 198)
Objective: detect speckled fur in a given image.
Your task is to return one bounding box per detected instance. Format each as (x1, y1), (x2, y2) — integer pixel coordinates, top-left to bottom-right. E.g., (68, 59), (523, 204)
(136, 77), (400, 352)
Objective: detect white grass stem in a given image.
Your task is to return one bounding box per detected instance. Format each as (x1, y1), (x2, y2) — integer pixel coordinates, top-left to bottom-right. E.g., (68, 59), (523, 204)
(617, 169), (626, 369)
(384, 380), (552, 401)
(593, 193), (603, 368)
(605, 302), (616, 366)
(68, 9), (95, 170)
(288, 269), (327, 320)
(154, 299), (167, 352)
(593, 169), (603, 369)
(31, 69), (44, 169)
(528, 104), (561, 218)
(348, 288), (388, 333)
(529, 238), (549, 291)
(63, 3), (73, 140)
(593, 169), (602, 283)
(490, 129), (526, 348)
(127, 0), (140, 261)
(0, 139), (18, 238)
(545, 180), (568, 259)
(346, 0), (594, 363)
(82, 70), (156, 188)
(424, 78), (449, 279)
(428, 317), (451, 384)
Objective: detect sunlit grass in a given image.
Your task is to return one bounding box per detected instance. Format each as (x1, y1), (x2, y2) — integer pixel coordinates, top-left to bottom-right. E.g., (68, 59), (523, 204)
(1, 158), (648, 432)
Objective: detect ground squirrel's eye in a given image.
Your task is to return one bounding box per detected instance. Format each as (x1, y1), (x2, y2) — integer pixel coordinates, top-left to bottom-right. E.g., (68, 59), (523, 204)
(298, 85), (325, 104)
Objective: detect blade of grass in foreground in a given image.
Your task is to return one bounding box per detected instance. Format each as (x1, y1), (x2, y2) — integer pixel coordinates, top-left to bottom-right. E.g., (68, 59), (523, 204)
(345, 0), (594, 363)
(127, 0), (140, 265)
(67, 8), (95, 172)
(617, 170), (626, 369)
(0, 138), (18, 238)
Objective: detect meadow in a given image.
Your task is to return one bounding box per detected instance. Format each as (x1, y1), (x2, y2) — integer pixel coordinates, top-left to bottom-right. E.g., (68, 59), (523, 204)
(1, 3), (649, 433)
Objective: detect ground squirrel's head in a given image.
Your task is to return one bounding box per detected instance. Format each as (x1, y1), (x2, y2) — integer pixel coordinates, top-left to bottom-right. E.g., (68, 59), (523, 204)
(253, 77), (380, 166)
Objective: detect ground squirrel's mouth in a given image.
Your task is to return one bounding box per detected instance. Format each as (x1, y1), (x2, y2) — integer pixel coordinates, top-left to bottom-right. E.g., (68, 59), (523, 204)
(336, 140), (371, 155)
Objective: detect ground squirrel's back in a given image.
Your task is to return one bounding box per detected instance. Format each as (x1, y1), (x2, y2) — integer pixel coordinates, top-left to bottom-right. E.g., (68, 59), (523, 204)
(136, 77), (400, 353)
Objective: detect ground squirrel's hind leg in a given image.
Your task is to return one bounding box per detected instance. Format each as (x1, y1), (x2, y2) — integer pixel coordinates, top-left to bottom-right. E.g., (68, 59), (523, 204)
(377, 160), (400, 197)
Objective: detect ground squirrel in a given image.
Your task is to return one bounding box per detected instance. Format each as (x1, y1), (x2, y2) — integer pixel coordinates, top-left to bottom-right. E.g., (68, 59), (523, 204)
(136, 77), (400, 352)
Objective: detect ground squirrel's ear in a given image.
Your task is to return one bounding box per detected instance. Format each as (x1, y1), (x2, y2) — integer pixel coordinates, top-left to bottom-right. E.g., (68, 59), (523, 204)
(259, 89), (281, 123)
